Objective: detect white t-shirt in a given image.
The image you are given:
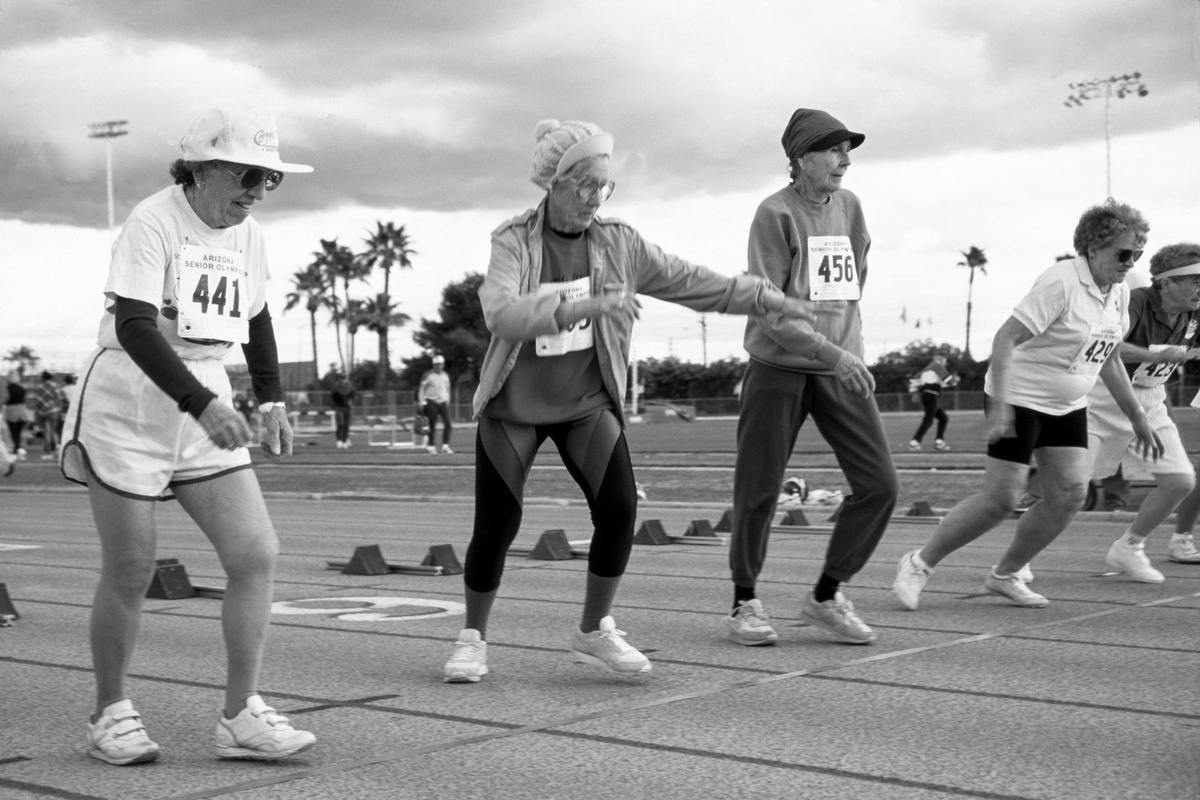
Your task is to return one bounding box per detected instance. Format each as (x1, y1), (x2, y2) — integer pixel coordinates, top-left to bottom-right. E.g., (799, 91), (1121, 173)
(985, 256), (1129, 414)
(97, 185), (270, 361)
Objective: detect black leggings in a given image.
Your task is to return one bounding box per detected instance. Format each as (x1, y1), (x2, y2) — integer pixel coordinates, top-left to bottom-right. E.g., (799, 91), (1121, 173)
(464, 418), (638, 593)
(912, 393), (947, 442)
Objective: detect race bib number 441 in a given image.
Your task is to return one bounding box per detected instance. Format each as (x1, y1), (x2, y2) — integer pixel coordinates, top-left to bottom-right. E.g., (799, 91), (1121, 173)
(807, 235), (860, 301)
(176, 244), (251, 343)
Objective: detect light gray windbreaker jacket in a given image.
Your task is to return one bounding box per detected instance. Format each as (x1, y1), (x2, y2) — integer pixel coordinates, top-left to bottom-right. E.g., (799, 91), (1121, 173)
(473, 199), (788, 425)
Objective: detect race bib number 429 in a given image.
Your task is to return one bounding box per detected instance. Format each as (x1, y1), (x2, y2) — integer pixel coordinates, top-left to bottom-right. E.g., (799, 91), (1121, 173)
(807, 235), (860, 301)
(175, 243), (251, 343)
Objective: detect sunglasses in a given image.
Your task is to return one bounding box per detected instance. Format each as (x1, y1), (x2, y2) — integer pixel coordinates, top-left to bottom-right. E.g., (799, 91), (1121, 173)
(1115, 248), (1144, 264)
(221, 164), (284, 192)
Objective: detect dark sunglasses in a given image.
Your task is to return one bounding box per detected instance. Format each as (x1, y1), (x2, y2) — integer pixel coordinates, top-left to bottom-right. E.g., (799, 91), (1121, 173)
(1115, 248), (1144, 264)
(221, 164), (284, 191)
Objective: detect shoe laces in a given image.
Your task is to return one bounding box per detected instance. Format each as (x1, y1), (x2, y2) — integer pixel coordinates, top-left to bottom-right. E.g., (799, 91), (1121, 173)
(449, 639), (483, 662)
(735, 601), (770, 624)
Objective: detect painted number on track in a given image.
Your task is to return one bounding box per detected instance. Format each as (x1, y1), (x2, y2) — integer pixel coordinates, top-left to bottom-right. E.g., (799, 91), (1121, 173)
(272, 596), (465, 622)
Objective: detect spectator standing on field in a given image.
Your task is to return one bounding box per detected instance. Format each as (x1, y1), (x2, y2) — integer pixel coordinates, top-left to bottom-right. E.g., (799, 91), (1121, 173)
(34, 370), (64, 455)
(330, 374), (355, 449)
(4, 371), (30, 459)
(418, 354), (453, 454)
(907, 354), (959, 451)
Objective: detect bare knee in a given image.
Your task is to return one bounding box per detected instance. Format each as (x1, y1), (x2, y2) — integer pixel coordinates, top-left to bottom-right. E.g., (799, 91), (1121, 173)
(223, 535), (279, 581)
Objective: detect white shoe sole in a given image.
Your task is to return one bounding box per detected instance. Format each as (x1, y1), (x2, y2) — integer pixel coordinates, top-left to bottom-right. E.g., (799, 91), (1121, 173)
(88, 746), (160, 766)
(570, 649), (652, 675)
(216, 738), (315, 761)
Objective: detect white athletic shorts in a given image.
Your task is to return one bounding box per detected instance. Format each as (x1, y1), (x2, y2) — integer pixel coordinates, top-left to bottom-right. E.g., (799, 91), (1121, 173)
(61, 348), (251, 500)
(1088, 385), (1192, 478)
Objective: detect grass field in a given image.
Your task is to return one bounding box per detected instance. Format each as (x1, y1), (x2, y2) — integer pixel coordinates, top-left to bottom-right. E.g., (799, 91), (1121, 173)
(8, 407), (1199, 509)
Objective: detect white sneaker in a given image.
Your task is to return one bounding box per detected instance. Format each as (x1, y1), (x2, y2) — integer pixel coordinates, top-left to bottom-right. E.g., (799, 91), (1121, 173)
(907, 440), (921, 451)
(215, 695), (316, 760)
(892, 550), (933, 610)
(444, 629), (488, 683)
(984, 569), (1048, 608)
(87, 699), (160, 766)
(1105, 537), (1164, 583)
(1167, 533), (1200, 564)
(570, 616), (651, 675)
(726, 599), (778, 645)
(934, 439), (951, 451)
(1014, 563), (1034, 583)
(441, 444), (454, 454)
(800, 592), (877, 644)
(426, 445), (438, 454)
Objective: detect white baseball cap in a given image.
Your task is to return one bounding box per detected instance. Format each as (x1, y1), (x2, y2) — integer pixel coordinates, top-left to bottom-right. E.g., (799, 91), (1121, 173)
(180, 107), (313, 173)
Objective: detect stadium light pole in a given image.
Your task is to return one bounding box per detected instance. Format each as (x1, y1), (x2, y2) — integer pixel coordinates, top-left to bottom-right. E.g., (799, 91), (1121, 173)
(88, 119), (129, 238)
(1063, 73), (1148, 199)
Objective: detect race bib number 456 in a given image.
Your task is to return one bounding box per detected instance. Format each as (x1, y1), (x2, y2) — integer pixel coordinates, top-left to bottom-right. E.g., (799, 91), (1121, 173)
(176, 243), (251, 343)
(807, 235), (860, 302)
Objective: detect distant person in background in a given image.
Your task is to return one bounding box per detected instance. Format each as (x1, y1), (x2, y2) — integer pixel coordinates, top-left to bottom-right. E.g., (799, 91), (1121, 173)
(893, 201), (1161, 611)
(330, 374), (355, 449)
(59, 374), (77, 441)
(728, 107), (896, 649)
(907, 354), (959, 451)
(442, 117), (811, 684)
(59, 106), (315, 765)
(34, 370), (64, 456)
(4, 371), (30, 459)
(418, 354), (453, 454)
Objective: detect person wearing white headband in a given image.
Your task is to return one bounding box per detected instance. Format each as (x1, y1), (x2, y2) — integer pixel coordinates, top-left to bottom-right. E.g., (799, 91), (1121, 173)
(1082, 242), (1200, 577)
(442, 118), (811, 683)
(895, 201), (1163, 611)
(61, 107), (315, 765)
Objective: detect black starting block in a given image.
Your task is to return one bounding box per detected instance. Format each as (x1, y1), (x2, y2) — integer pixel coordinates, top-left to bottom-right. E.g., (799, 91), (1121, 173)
(713, 508), (734, 532)
(508, 529), (589, 560)
(145, 559), (223, 599)
(0, 582), (19, 625)
(420, 544), (463, 575)
(328, 544), (450, 576)
(633, 519), (672, 546)
(894, 500), (942, 524)
(778, 508), (810, 527)
(672, 519), (725, 545)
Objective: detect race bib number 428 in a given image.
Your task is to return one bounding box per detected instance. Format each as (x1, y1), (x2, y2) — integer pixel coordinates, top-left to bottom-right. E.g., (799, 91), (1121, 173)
(807, 235), (860, 301)
(175, 243), (251, 343)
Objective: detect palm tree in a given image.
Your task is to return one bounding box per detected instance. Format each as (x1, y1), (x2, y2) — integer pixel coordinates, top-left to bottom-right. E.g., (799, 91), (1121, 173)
(3, 345), (39, 379)
(310, 238), (364, 373)
(361, 293), (412, 386)
(359, 222), (417, 388)
(284, 263), (333, 386)
(343, 297), (370, 374)
(957, 246), (988, 359)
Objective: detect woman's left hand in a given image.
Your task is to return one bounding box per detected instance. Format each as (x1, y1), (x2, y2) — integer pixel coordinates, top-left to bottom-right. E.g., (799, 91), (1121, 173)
(260, 405), (294, 459)
(197, 402), (254, 450)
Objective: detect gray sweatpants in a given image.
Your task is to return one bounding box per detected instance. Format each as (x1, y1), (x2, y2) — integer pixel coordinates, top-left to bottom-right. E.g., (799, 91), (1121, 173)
(730, 359), (898, 587)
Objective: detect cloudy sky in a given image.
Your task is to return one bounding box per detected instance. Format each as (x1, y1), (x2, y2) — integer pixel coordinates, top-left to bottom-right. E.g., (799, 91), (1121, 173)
(2, 0), (1198, 378)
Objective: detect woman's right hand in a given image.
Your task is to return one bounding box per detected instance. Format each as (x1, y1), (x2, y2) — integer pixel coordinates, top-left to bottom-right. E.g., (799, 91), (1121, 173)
(985, 402), (1015, 444)
(197, 401), (254, 451)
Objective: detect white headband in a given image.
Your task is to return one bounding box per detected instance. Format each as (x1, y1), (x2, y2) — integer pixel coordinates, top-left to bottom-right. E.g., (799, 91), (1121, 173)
(554, 132), (614, 179)
(1153, 262), (1200, 281)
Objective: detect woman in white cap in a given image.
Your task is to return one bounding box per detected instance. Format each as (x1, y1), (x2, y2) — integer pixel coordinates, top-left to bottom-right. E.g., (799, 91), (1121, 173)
(443, 118), (808, 683)
(893, 202), (1161, 611)
(61, 107), (316, 765)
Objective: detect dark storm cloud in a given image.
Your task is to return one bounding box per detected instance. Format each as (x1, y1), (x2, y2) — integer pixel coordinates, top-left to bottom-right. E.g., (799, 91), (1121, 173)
(1, 0), (1194, 229)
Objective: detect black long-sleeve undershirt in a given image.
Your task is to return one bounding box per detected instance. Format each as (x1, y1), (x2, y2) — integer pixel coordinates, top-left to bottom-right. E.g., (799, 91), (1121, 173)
(112, 297), (283, 419)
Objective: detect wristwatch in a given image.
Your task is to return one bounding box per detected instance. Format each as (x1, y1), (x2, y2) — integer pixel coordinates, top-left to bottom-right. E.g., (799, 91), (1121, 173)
(258, 402), (286, 413)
